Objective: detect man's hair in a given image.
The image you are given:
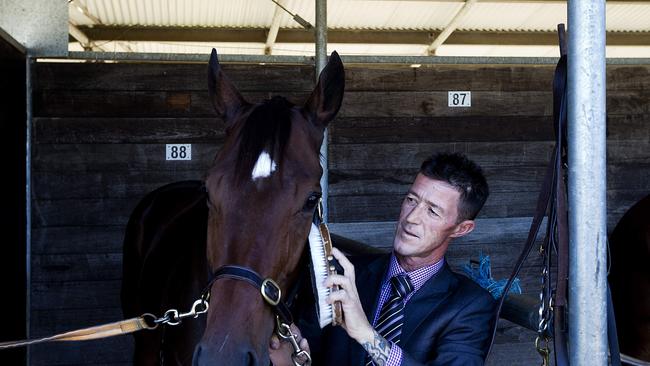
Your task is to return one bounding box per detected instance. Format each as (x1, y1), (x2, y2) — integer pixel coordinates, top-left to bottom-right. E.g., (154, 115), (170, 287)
(419, 152), (489, 222)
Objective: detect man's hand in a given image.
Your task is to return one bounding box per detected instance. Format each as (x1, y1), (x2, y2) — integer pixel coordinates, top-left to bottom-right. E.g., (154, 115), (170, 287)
(268, 323), (310, 366)
(324, 247), (375, 343)
(325, 248), (392, 366)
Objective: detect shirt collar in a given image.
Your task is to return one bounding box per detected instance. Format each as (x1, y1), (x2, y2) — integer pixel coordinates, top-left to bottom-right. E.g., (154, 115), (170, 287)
(386, 253), (445, 293)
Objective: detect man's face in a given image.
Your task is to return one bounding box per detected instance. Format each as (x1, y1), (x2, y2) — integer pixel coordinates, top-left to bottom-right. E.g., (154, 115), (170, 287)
(393, 173), (474, 270)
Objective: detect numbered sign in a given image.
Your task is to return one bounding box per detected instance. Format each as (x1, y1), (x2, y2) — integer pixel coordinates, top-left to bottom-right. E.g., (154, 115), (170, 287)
(166, 144), (192, 160)
(448, 91), (471, 107)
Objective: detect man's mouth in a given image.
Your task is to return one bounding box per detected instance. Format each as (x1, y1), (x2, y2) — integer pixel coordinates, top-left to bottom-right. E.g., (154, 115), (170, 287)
(401, 225), (419, 239)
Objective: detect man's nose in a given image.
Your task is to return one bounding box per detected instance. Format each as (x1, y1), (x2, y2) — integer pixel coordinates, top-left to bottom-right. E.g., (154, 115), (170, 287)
(404, 204), (423, 224)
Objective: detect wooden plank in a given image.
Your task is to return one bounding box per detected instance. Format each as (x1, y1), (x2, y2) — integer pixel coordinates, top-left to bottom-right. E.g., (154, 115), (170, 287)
(32, 226), (125, 254)
(31, 280), (122, 310)
(331, 218), (548, 268)
(329, 190), (539, 222)
(331, 217), (546, 250)
(32, 170), (204, 199)
(34, 62), (314, 92)
(32, 143), (219, 172)
(344, 65), (556, 92)
(606, 65), (650, 91)
(330, 116), (555, 144)
(329, 163), (650, 196)
(330, 140), (649, 171)
(330, 141), (555, 170)
(34, 63), (650, 94)
(329, 166), (547, 196)
(32, 198), (137, 227)
(338, 91), (553, 118)
(31, 307), (127, 337)
(33, 117), (225, 144)
(29, 337), (132, 366)
(32, 253), (122, 282)
(33, 88), (648, 118)
(607, 189), (650, 231)
(33, 90), (308, 118)
(329, 189), (650, 223)
(330, 114), (649, 144)
(606, 114), (650, 141)
(346, 65), (650, 92)
(608, 139), (650, 164)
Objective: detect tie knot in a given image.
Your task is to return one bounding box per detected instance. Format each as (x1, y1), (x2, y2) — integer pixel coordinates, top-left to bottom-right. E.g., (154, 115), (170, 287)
(390, 274), (413, 298)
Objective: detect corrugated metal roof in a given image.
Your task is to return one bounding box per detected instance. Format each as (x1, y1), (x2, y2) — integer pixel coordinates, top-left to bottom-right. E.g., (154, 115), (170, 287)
(68, 0), (650, 57)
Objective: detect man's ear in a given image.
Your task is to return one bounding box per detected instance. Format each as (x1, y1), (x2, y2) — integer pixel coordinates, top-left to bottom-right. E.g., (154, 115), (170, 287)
(450, 220), (476, 238)
(207, 48), (247, 124)
(303, 51), (345, 129)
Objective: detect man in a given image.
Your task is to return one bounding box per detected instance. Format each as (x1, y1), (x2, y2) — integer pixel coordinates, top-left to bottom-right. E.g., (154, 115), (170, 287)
(271, 152), (496, 366)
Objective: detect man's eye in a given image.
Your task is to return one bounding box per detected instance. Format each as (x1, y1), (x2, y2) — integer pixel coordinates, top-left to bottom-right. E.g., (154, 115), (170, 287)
(429, 208), (439, 217)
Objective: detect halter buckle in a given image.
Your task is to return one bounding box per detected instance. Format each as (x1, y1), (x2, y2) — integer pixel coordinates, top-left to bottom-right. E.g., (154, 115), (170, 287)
(261, 278), (282, 306)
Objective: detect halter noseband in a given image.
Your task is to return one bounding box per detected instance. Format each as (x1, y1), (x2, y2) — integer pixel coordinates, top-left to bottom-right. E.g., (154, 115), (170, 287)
(201, 265), (294, 325)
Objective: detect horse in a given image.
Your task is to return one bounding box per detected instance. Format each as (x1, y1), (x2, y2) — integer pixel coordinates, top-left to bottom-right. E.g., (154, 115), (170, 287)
(609, 193), (650, 362)
(121, 49), (345, 365)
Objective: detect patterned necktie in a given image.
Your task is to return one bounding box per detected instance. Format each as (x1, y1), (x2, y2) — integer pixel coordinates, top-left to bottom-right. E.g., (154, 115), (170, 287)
(366, 274), (414, 366)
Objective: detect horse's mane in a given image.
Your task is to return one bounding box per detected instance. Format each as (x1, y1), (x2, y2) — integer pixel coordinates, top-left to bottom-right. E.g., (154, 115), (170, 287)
(235, 96), (293, 182)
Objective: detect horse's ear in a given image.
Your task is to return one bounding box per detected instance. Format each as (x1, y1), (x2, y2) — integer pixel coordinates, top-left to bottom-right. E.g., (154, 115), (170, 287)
(304, 51), (345, 129)
(208, 48), (246, 123)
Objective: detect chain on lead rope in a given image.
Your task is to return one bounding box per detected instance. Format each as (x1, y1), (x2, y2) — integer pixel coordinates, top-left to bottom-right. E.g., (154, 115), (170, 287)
(153, 298), (210, 326)
(536, 242), (552, 366)
(275, 316), (312, 366)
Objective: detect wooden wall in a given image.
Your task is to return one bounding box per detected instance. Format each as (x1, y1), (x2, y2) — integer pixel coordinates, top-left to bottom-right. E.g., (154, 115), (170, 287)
(30, 60), (650, 365)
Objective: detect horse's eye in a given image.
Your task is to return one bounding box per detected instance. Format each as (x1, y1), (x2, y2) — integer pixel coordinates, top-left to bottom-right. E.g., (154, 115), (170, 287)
(303, 192), (322, 211)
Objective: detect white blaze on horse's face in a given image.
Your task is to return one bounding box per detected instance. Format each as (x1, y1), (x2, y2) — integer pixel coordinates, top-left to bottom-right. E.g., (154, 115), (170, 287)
(251, 151), (277, 180)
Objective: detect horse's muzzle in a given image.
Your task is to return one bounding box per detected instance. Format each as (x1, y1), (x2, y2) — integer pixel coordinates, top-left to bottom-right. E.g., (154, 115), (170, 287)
(192, 342), (262, 366)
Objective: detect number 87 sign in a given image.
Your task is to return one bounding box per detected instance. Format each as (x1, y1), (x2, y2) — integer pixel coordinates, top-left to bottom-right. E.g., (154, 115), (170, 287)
(166, 144), (192, 161)
(447, 91), (471, 107)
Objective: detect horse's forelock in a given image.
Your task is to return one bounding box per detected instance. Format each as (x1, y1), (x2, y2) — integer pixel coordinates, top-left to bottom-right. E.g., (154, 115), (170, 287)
(234, 96), (294, 182)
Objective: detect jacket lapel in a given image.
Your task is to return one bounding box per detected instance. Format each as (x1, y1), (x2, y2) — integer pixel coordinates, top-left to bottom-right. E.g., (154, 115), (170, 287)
(400, 263), (457, 344)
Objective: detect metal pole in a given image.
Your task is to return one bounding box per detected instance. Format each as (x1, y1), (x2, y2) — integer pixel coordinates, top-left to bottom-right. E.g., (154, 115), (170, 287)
(25, 56), (33, 366)
(567, 0), (608, 365)
(315, 0), (329, 222)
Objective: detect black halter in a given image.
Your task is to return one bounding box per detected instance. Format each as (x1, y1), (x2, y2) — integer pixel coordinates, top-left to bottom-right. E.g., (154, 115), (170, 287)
(201, 265), (294, 325)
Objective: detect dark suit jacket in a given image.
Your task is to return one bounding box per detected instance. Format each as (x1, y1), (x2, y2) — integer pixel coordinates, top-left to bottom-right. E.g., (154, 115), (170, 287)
(299, 253), (496, 366)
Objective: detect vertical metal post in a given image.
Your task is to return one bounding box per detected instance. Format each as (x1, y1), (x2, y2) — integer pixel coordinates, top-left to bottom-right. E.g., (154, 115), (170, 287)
(25, 56), (33, 366)
(567, 1), (608, 365)
(315, 0), (329, 222)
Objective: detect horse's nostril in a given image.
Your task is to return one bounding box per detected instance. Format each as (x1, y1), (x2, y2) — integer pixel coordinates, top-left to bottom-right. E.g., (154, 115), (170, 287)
(247, 351), (257, 366)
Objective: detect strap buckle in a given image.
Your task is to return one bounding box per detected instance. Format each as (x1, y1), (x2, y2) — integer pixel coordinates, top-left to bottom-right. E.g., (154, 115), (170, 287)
(261, 278), (282, 306)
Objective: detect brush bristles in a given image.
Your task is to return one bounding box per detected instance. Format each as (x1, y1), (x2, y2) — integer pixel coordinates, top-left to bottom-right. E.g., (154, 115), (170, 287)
(308, 223), (333, 328)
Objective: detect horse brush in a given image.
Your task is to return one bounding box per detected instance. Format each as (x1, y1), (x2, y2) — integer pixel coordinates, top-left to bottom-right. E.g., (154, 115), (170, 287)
(308, 222), (343, 328)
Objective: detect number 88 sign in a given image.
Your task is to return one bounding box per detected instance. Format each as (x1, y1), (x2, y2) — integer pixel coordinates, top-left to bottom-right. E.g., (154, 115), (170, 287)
(166, 144), (192, 160)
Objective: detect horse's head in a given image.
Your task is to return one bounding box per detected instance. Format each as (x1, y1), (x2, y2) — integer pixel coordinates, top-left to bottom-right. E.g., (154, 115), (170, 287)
(193, 49), (344, 365)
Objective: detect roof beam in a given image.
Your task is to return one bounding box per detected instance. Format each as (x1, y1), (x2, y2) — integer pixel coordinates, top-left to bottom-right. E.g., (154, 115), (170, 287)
(426, 0), (477, 55)
(72, 26), (650, 47)
(68, 22), (106, 51)
(265, 0), (286, 55)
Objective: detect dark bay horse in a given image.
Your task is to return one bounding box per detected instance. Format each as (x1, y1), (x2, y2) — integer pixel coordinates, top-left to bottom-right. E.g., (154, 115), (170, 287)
(609, 194), (650, 362)
(121, 49), (344, 365)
